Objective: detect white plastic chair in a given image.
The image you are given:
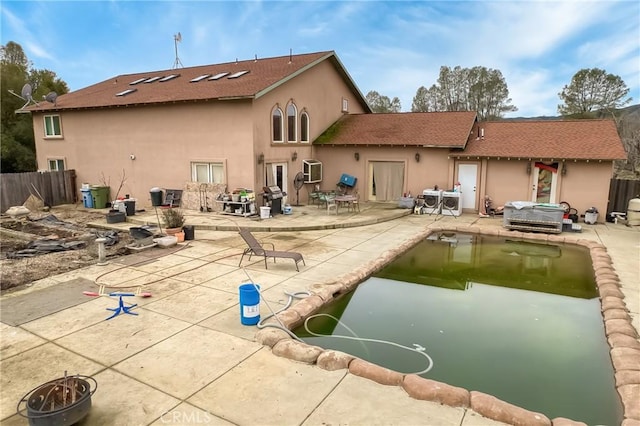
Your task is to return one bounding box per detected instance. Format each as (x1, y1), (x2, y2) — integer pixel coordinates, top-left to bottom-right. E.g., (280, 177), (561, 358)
(327, 197), (337, 215)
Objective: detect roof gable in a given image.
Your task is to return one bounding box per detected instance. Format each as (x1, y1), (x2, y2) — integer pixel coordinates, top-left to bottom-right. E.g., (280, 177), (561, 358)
(28, 51), (370, 112)
(315, 111), (478, 148)
(461, 119), (626, 161)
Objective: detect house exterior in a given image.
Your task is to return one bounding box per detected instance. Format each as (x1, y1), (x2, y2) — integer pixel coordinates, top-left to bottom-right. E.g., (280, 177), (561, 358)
(318, 114), (627, 218)
(29, 51), (370, 207)
(27, 50), (626, 221)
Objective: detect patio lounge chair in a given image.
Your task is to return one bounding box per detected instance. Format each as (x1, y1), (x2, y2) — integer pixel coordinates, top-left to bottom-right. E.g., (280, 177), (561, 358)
(238, 228), (305, 272)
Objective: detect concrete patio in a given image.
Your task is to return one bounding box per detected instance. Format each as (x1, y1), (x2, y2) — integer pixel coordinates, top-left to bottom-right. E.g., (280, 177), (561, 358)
(1, 203), (638, 425)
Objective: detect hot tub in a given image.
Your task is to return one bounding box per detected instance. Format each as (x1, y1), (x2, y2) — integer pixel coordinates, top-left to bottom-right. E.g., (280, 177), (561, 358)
(503, 201), (564, 233)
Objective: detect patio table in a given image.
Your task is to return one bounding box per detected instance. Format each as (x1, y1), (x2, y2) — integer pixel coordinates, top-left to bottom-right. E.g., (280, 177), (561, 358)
(335, 194), (358, 213)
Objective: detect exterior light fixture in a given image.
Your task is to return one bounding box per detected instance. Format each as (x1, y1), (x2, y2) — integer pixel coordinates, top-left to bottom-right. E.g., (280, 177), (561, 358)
(257, 153), (264, 164)
(562, 164), (567, 176)
(526, 162), (532, 175)
(354, 152), (360, 161)
(291, 151), (298, 162)
(415, 153), (420, 162)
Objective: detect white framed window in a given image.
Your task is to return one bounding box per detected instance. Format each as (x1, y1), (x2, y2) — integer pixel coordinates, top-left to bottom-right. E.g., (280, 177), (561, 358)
(300, 111), (309, 143)
(48, 158), (65, 171)
(44, 115), (62, 137)
(287, 102), (297, 142)
(341, 98), (349, 113)
(191, 162), (225, 183)
(272, 107), (283, 143)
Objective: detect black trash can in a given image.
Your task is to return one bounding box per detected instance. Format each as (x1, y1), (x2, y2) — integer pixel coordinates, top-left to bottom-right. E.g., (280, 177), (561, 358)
(150, 188), (163, 207)
(124, 200), (136, 216)
(183, 225), (195, 241)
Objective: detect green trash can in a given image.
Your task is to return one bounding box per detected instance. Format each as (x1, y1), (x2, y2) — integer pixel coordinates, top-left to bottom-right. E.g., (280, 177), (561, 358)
(90, 186), (110, 209)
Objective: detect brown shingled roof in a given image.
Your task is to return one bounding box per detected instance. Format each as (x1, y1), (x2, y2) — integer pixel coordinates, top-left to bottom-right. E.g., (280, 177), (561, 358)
(315, 111), (478, 147)
(461, 119), (626, 161)
(28, 51), (369, 112)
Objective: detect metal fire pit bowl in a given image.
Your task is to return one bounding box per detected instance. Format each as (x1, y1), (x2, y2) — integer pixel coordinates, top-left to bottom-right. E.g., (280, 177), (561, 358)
(17, 374), (97, 426)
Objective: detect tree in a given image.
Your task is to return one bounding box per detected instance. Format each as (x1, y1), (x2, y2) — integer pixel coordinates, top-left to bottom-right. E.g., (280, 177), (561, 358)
(1, 41), (69, 173)
(411, 66), (516, 120)
(467, 66), (517, 120)
(558, 68), (631, 116)
(411, 85), (443, 112)
(366, 90), (402, 113)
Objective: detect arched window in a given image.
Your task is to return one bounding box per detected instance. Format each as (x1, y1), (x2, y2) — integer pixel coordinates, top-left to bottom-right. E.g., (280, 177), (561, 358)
(272, 107), (283, 142)
(300, 111), (309, 143)
(287, 103), (297, 142)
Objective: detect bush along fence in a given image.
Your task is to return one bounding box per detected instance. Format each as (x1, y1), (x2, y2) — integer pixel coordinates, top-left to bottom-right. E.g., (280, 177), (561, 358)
(1, 170), (77, 213)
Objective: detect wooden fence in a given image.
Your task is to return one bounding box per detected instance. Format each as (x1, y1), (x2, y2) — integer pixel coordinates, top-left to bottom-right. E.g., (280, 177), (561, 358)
(1, 170), (77, 213)
(608, 178), (640, 214)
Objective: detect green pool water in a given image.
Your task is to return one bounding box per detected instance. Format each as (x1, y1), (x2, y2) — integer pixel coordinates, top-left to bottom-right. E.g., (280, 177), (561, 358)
(294, 233), (622, 425)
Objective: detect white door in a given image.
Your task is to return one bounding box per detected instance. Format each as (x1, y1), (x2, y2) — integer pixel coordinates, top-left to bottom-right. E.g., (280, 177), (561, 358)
(266, 162), (288, 204)
(458, 163), (478, 210)
(531, 162), (558, 203)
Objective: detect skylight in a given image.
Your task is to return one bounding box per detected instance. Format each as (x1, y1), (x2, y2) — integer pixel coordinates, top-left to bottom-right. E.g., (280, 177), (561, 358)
(116, 88), (137, 97)
(190, 74), (211, 82)
(129, 78), (147, 85)
(159, 74), (180, 82)
(227, 70), (250, 79)
(144, 76), (162, 83)
(208, 72), (229, 80)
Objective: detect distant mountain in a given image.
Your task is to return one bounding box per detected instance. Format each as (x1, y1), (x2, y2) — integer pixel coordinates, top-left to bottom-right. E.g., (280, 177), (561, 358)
(505, 103), (640, 121)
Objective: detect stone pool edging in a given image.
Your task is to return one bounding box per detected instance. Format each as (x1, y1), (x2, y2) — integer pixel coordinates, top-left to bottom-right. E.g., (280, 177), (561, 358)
(255, 225), (639, 425)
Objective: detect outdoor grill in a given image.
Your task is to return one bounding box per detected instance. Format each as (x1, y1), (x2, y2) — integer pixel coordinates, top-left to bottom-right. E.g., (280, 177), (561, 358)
(262, 185), (284, 216)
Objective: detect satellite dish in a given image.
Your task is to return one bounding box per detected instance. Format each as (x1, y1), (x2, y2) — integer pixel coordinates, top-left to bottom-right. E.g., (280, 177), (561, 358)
(44, 91), (58, 105)
(18, 83), (38, 109)
(21, 84), (32, 100)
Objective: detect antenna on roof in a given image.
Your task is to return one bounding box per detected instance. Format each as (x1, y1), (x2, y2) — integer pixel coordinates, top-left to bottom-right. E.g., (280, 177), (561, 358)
(289, 48), (292, 64)
(172, 32), (183, 69)
(8, 83), (39, 109)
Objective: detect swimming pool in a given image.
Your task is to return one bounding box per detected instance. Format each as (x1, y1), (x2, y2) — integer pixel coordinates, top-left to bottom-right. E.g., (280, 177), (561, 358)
(293, 232), (623, 425)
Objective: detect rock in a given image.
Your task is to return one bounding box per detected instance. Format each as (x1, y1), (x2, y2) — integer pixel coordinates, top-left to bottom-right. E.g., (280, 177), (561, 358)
(608, 333), (640, 350)
(316, 350), (354, 371)
(255, 328), (290, 347)
(470, 391), (551, 426)
(402, 374), (469, 407)
(611, 347), (640, 371)
(606, 319), (639, 339)
(617, 384), (640, 420)
(348, 358), (403, 386)
(272, 339), (322, 364)
(551, 417), (587, 426)
(615, 370), (640, 386)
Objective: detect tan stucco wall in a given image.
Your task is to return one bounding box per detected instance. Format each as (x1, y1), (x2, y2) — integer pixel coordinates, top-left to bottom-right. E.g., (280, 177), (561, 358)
(557, 161), (614, 218)
(34, 101), (254, 207)
(253, 60), (367, 192)
(480, 159), (614, 221)
(315, 146), (453, 200)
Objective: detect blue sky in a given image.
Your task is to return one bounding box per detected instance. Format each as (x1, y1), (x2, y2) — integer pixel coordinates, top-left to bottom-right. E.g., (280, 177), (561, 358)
(2, 1), (639, 117)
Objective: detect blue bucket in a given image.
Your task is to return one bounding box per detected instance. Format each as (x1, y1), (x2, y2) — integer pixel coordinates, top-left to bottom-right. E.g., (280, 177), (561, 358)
(239, 283), (260, 325)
